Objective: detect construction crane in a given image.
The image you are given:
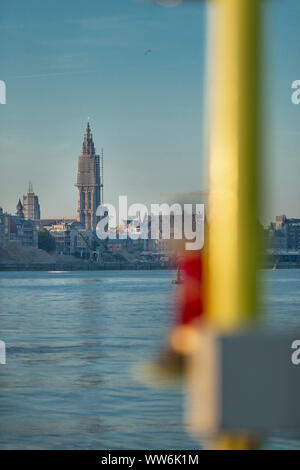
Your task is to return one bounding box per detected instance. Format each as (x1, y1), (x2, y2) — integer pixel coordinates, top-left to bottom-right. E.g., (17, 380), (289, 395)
(77, 230), (100, 262)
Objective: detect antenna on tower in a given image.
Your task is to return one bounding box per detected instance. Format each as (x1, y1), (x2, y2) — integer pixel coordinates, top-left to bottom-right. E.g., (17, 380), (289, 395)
(28, 181), (33, 193)
(100, 148), (104, 204)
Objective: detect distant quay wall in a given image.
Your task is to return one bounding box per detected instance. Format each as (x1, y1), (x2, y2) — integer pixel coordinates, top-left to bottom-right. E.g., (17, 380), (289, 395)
(2, 260), (300, 272)
(263, 262), (300, 269)
(0, 263), (172, 271)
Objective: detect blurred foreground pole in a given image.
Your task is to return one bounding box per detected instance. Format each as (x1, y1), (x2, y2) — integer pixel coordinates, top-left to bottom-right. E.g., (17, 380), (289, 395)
(206, 0), (261, 449)
(207, 0), (261, 331)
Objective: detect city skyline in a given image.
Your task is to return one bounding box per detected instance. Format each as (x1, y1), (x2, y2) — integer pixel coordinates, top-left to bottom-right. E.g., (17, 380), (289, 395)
(0, 0), (300, 222)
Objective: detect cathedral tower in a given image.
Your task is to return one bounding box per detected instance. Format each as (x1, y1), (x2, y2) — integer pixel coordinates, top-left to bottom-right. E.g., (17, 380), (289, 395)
(75, 123), (102, 230)
(22, 182), (41, 220)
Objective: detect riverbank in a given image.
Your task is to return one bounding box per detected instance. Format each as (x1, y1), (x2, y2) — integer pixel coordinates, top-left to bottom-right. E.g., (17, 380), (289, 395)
(1, 262), (300, 271)
(0, 262), (171, 271)
(1, 245), (300, 271)
(0, 243), (171, 271)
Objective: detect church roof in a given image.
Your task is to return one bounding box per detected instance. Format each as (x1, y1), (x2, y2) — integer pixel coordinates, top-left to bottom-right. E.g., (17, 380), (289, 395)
(16, 198), (23, 210)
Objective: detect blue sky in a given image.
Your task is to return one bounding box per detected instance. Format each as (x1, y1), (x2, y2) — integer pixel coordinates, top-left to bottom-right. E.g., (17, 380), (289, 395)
(0, 0), (299, 222)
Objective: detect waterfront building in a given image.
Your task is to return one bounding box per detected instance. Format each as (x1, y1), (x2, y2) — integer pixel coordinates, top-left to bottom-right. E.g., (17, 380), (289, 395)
(49, 220), (95, 258)
(0, 207), (10, 248)
(21, 219), (38, 247)
(49, 222), (75, 255)
(6, 201), (38, 248)
(75, 123), (103, 231)
(269, 215), (300, 251)
(23, 182), (41, 220)
(5, 199), (38, 248)
(34, 217), (76, 230)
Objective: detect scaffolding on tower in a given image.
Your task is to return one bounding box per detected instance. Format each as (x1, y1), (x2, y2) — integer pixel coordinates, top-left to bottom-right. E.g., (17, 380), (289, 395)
(100, 148), (104, 205)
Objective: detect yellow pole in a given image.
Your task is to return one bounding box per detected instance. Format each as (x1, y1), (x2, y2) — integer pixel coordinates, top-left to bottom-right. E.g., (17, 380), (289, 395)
(207, 0), (262, 331)
(206, 0), (262, 449)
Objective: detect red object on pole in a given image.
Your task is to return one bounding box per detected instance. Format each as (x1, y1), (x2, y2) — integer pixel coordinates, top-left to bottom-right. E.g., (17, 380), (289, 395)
(177, 251), (204, 325)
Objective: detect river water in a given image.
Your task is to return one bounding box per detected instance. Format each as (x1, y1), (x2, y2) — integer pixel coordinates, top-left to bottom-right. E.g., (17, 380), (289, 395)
(0, 269), (299, 449)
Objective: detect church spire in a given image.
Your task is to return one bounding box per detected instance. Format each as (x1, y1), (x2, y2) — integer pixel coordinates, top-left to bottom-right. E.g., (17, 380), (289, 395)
(16, 198), (24, 219)
(82, 121), (95, 156)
